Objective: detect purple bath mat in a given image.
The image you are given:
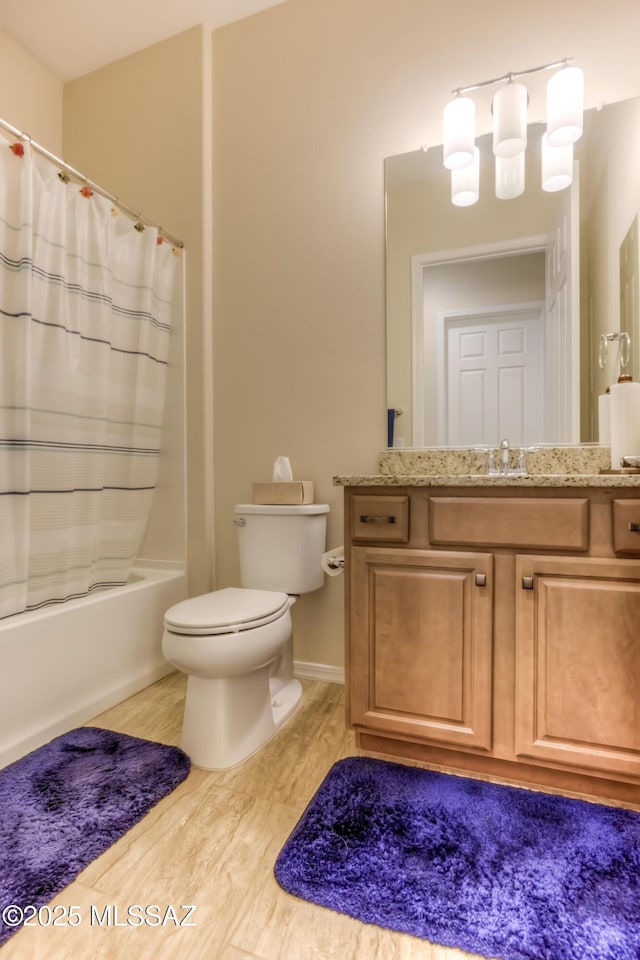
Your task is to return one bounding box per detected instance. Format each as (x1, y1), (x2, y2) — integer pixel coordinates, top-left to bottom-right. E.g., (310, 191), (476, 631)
(274, 757), (640, 960)
(0, 726), (190, 946)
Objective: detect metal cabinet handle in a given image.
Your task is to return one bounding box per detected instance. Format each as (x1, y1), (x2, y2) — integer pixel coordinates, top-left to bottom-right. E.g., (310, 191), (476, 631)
(522, 576), (534, 590)
(628, 522), (640, 533)
(475, 573), (487, 587)
(359, 515), (397, 524)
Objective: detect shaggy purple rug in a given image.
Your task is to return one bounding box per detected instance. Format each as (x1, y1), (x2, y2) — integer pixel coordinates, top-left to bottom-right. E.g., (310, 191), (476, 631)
(274, 757), (640, 960)
(0, 726), (190, 946)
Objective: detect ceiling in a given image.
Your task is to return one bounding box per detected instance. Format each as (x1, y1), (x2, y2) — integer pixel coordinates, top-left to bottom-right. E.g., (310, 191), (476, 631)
(0, 0), (288, 82)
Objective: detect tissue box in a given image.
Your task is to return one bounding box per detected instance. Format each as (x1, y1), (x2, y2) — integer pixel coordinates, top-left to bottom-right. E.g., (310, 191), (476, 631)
(252, 481), (315, 505)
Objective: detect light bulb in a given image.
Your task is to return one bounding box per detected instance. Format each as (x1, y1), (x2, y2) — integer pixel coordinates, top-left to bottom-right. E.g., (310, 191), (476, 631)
(495, 152), (525, 199)
(541, 134), (573, 192)
(443, 96), (476, 170)
(451, 147), (480, 206)
(547, 66), (584, 147)
(493, 82), (528, 158)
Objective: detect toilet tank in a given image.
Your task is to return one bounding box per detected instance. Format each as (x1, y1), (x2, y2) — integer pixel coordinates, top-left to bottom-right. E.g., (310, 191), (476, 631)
(233, 503), (329, 594)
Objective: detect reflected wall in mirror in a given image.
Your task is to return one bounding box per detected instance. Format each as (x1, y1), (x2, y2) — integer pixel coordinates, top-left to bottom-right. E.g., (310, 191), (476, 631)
(386, 97), (640, 449)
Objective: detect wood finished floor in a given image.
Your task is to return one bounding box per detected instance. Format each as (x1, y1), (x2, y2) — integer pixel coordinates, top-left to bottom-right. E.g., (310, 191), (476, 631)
(10, 674), (640, 960)
(2, 673), (485, 960)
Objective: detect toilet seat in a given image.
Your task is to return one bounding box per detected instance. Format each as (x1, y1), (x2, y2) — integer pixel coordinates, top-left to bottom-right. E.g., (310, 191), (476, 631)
(164, 587), (290, 636)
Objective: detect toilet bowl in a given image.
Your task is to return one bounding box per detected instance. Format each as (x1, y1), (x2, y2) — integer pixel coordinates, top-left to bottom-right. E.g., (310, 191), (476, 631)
(162, 500), (329, 771)
(163, 587), (302, 770)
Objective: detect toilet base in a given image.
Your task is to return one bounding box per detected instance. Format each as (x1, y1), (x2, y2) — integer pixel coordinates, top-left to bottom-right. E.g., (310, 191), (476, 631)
(269, 674), (303, 731)
(181, 667), (302, 770)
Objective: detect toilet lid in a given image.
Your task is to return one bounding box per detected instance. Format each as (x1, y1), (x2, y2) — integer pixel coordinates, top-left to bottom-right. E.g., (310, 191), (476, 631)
(164, 587), (290, 635)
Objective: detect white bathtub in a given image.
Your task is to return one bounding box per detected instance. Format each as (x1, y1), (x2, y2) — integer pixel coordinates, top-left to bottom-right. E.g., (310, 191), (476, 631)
(0, 563), (187, 768)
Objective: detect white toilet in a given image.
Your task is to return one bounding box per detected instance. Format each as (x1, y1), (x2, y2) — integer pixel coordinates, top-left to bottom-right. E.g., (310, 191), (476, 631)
(162, 502), (329, 770)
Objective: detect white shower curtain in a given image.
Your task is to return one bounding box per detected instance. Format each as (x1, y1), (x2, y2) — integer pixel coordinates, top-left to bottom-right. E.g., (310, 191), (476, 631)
(0, 133), (181, 619)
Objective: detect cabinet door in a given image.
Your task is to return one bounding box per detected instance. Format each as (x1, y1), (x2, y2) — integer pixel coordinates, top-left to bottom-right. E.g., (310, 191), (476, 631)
(350, 547), (493, 750)
(516, 555), (640, 779)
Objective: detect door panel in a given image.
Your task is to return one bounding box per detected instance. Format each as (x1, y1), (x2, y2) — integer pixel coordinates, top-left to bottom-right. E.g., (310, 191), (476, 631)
(515, 555), (640, 778)
(446, 308), (544, 446)
(350, 547), (494, 751)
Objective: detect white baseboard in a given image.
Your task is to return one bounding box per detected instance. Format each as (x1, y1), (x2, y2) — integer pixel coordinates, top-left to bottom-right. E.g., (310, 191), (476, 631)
(294, 660), (344, 685)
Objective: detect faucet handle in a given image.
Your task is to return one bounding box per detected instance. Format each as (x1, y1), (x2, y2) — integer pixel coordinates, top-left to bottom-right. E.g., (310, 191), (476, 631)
(513, 448), (527, 476)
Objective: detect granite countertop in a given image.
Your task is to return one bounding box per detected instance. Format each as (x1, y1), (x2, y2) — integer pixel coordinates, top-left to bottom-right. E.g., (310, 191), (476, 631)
(333, 446), (640, 489)
(333, 472), (640, 488)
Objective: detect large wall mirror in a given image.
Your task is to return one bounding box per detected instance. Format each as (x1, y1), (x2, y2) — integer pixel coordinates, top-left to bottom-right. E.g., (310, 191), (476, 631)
(385, 96), (640, 449)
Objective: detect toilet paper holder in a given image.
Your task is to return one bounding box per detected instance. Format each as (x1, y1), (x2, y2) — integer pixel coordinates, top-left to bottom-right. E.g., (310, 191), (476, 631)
(321, 546), (345, 576)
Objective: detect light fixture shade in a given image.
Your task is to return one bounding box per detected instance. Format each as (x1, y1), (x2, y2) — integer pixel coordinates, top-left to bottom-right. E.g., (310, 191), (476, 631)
(541, 134), (573, 191)
(451, 147), (479, 206)
(443, 96), (476, 170)
(492, 82), (528, 158)
(495, 152), (525, 199)
(546, 66), (584, 146)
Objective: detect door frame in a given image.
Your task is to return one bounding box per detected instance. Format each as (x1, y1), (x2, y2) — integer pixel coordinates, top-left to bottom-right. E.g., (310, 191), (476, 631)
(411, 235), (553, 446)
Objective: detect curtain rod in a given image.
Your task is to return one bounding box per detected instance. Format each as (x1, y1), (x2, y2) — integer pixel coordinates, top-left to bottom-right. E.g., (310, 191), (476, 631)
(0, 115), (184, 249)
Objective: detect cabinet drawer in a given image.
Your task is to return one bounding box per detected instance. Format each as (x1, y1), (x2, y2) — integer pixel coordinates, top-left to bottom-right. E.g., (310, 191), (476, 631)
(613, 500), (640, 554)
(430, 497), (588, 550)
(351, 495), (409, 542)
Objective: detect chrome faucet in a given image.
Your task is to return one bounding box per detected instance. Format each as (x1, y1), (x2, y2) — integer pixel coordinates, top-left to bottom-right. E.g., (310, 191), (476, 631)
(500, 438), (510, 474)
(486, 439), (527, 476)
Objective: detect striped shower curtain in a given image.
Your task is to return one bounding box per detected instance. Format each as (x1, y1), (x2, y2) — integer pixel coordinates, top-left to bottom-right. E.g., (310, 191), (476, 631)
(0, 133), (181, 619)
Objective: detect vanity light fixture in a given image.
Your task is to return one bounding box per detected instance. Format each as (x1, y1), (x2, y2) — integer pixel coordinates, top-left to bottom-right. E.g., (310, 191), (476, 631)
(442, 95), (476, 170)
(546, 65), (584, 146)
(495, 151), (525, 199)
(541, 133), (573, 192)
(451, 147), (480, 206)
(492, 81), (528, 158)
(442, 59), (583, 205)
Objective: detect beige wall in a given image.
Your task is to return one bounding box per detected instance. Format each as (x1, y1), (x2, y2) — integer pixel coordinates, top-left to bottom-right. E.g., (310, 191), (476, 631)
(63, 27), (212, 594)
(211, 0), (640, 669)
(0, 28), (62, 152)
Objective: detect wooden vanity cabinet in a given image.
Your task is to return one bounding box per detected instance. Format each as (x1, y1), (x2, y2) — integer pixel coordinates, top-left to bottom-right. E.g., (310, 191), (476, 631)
(515, 554), (640, 780)
(350, 546), (493, 750)
(344, 486), (640, 802)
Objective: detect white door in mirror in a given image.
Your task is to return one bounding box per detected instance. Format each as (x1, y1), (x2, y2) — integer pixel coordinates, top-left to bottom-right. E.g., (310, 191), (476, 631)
(443, 307), (544, 446)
